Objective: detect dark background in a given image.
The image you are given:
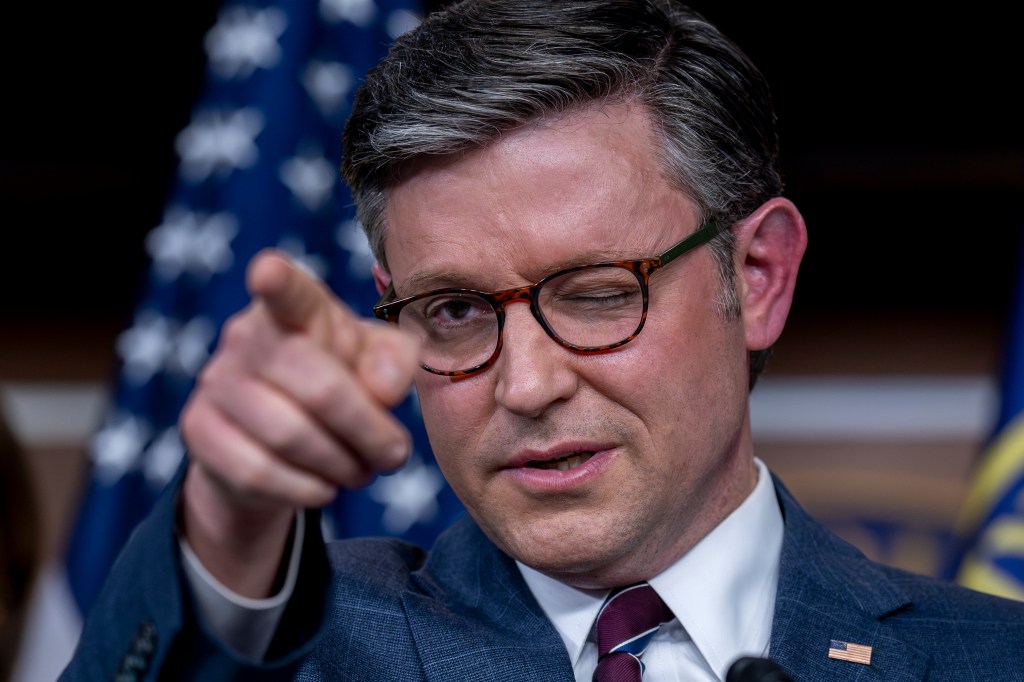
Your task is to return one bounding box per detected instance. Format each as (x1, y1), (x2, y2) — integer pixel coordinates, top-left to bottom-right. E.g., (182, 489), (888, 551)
(4, 3), (1022, 336)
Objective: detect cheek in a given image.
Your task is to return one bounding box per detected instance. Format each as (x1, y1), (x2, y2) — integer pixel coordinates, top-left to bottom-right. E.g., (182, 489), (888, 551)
(415, 374), (493, 459)
(592, 296), (745, 429)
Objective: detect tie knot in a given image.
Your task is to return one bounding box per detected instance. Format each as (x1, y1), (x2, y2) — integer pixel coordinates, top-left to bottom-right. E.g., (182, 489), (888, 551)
(595, 583), (674, 659)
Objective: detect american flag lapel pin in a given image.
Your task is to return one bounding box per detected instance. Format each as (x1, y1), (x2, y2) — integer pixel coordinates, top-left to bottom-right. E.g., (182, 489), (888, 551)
(828, 639), (873, 665)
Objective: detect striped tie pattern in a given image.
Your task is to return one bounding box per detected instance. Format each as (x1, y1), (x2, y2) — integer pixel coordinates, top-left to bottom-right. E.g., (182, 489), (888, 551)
(593, 583), (675, 681)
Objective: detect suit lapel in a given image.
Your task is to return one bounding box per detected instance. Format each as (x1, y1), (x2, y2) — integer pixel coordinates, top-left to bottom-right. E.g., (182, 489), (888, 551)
(769, 478), (930, 681)
(394, 478), (938, 681)
(401, 516), (575, 681)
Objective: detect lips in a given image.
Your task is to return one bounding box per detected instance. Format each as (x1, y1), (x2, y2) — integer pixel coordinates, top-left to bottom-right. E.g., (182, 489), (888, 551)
(502, 444), (616, 491)
(528, 451), (595, 471)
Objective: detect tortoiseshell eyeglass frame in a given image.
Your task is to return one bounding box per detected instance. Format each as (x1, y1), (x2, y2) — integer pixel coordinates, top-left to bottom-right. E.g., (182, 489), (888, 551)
(373, 220), (726, 377)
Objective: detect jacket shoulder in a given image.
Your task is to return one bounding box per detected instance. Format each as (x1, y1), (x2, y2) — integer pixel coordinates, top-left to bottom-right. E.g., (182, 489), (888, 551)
(880, 562), (1024, 628)
(771, 473), (1024, 680)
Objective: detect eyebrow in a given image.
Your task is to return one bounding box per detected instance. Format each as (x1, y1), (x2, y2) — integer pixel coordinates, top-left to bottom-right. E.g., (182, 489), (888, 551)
(397, 270), (484, 296)
(396, 248), (649, 297)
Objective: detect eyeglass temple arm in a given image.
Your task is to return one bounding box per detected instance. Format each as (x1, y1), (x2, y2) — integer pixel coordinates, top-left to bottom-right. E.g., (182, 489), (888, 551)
(374, 282), (396, 314)
(658, 220), (726, 266)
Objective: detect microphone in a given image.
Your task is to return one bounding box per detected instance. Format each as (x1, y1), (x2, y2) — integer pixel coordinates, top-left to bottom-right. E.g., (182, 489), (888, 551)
(726, 656), (794, 682)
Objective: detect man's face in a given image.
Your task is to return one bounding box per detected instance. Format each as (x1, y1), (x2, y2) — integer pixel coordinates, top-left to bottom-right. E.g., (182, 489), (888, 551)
(383, 104), (757, 588)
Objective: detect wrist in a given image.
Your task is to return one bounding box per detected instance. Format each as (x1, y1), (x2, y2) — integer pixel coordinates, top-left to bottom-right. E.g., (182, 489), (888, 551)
(181, 461), (298, 598)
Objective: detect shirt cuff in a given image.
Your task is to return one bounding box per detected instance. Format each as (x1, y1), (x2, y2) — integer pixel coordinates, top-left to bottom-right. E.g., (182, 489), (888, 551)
(179, 511), (305, 660)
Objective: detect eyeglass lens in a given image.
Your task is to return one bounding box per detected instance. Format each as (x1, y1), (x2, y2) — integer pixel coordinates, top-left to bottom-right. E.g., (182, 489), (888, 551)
(396, 265), (645, 373)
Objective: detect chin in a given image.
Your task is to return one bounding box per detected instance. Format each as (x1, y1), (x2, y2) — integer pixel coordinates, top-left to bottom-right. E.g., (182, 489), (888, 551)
(489, 514), (630, 581)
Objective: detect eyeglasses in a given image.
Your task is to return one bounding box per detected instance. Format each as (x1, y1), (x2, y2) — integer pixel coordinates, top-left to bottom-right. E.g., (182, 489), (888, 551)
(373, 220), (726, 376)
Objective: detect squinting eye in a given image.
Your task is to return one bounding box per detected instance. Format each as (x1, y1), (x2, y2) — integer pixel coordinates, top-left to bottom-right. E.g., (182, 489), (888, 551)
(560, 288), (636, 304)
(543, 269), (641, 309)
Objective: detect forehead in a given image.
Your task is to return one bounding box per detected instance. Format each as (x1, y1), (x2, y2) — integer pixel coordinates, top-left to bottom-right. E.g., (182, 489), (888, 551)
(383, 103), (699, 290)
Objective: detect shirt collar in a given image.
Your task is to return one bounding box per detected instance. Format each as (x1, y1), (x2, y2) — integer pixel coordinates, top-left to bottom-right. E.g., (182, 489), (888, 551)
(517, 457), (783, 678)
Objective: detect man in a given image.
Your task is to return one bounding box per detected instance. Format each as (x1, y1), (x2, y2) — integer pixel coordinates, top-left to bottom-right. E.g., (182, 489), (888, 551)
(62, 1), (1024, 680)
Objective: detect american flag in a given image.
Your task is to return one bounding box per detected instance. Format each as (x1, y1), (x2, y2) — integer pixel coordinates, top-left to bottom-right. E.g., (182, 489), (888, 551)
(62, 0), (463, 622)
(827, 640), (873, 665)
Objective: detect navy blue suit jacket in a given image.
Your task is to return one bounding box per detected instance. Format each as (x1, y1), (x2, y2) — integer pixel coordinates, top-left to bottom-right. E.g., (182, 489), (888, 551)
(60, 471), (1024, 681)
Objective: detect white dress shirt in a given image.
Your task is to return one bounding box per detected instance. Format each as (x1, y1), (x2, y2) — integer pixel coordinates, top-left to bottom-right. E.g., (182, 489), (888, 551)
(182, 457), (783, 677)
(518, 457), (783, 681)
(180, 511), (305, 658)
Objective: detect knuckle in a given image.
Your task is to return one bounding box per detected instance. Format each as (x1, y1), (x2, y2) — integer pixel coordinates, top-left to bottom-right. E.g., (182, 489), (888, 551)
(219, 310), (256, 350)
(261, 416), (308, 456)
(303, 376), (344, 415)
(193, 354), (224, 389)
(332, 322), (359, 361)
(232, 456), (273, 497)
(218, 311), (249, 348)
(177, 399), (200, 445)
(177, 396), (219, 457)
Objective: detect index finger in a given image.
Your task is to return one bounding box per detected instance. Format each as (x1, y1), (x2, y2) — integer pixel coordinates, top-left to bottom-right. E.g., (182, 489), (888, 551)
(246, 248), (338, 337)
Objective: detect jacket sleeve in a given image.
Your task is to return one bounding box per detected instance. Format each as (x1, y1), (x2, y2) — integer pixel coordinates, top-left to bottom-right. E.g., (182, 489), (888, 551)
(58, 460), (332, 682)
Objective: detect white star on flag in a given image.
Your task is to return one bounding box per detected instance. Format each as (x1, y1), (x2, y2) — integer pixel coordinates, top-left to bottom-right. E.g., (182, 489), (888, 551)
(146, 208), (239, 282)
(336, 218), (375, 280)
(90, 413), (151, 484)
(369, 456), (445, 533)
(205, 6), (288, 79)
(278, 236), (329, 280)
(321, 0), (378, 27)
(386, 8), (421, 38)
(116, 312), (217, 384)
(168, 317), (217, 378)
(303, 60), (355, 119)
(143, 427), (187, 487)
(175, 108), (265, 182)
(279, 147), (337, 212)
(116, 311), (176, 385)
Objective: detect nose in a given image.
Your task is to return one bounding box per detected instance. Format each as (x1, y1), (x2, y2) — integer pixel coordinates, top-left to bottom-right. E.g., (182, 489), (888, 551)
(492, 301), (578, 418)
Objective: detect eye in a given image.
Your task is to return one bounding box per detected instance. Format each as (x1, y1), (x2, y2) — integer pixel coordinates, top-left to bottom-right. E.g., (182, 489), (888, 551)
(420, 294), (493, 328)
(426, 298), (473, 321)
(542, 267), (641, 313)
(559, 286), (637, 306)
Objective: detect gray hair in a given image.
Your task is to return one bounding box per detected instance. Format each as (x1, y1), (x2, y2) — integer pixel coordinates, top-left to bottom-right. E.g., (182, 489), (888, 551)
(342, 0), (783, 387)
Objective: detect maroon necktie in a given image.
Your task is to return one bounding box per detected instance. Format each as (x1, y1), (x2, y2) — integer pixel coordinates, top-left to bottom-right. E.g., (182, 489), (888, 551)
(593, 583), (675, 682)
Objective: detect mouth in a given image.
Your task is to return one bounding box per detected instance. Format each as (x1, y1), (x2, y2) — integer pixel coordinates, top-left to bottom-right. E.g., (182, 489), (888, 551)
(527, 451), (595, 471)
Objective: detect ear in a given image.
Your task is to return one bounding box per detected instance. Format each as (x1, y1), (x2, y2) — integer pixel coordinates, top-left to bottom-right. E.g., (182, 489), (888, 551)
(371, 262), (392, 296)
(732, 198), (807, 351)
